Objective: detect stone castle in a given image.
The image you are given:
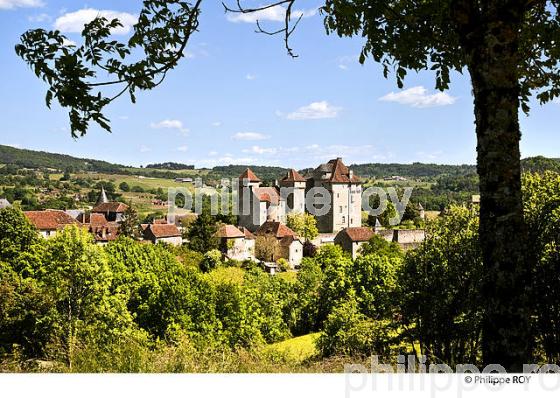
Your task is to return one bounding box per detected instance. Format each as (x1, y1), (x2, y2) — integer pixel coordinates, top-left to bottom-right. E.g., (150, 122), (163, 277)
(237, 157), (362, 233)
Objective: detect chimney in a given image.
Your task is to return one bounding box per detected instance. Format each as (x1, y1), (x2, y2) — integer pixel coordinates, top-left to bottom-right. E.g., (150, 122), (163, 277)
(349, 170), (354, 179)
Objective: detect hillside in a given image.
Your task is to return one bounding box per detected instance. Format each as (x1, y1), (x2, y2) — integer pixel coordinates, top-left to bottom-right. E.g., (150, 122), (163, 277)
(1, 144), (559, 181)
(0, 144), (126, 173)
(349, 162), (477, 178)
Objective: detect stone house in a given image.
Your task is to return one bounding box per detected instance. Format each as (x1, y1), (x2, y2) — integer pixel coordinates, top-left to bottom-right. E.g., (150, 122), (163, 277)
(237, 168), (287, 231)
(24, 210), (81, 238)
(215, 224), (255, 261)
(334, 227), (375, 260)
(142, 224), (183, 246)
(238, 227), (256, 258)
(83, 213), (121, 245)
(255, 221), (303, 267)
(91, 202), (129, 223)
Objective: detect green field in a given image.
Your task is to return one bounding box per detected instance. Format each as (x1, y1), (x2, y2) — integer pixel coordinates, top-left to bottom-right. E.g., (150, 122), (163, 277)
(72, 172), (192, 190)
(126, 167), (211, 177)
(70, 172), (196, 216)
(266, 333), (320, 362)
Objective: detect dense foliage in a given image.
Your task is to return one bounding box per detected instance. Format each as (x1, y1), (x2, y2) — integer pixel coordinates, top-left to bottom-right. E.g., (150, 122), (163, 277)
(1, 172), (560, 372)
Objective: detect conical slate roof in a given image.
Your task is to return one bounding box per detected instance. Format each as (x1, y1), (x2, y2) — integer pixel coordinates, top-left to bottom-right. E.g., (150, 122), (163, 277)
(96, 187), (108, 205)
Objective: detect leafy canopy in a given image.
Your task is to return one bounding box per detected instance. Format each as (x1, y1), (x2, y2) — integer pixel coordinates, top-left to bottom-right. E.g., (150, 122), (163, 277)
(16, 0), (202, 137)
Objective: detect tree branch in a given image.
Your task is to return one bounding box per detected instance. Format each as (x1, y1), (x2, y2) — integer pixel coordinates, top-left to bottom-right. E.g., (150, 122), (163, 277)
(223, 0), (301, 57)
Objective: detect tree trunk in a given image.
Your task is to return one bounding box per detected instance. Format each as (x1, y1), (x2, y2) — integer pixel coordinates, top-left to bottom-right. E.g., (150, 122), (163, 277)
(466, 7), (531, 371)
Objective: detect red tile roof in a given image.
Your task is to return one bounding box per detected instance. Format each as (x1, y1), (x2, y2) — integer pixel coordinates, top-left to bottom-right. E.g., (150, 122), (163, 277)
(215, 224), (245, 239)
(25, 210), (81, 231)
(145, 224), (181, 238)
(253, 187), (280, 205)
(88, 213), (109, 226)
(92, 202), (129, 213)
(256, 221), (297, 239)
(340, 227), (374, 242)
(238, 227), (256, 240)
(313, 158), (361, 184)
(281, 169), (306, 183)
(328, 158), (361, 183)
(89, 225), (120, 242)
(238, 168), (261, 183)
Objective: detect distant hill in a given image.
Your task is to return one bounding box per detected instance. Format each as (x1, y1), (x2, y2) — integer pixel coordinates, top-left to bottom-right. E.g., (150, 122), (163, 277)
(209, 165), (290, 183)
(0, 144), (125, 173)
(348, 162), (477, 179)
(521, 156), (560, 174)
(346, 157), (560, 179)
(145, 162), (195, 170)
(1, 144), (558, 181)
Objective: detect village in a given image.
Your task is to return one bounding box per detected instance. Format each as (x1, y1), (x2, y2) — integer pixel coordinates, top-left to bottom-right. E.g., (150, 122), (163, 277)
(2, 158), (426, 272)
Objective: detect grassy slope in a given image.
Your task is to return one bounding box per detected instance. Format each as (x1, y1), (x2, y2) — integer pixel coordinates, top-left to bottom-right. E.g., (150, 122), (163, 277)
(266, 333), (320, 362)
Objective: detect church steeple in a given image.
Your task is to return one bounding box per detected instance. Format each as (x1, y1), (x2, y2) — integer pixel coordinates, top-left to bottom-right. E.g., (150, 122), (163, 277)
(96, 186), (108, 205)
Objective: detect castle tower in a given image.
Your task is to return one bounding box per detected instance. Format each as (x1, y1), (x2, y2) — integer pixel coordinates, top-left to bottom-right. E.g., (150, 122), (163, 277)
(237, 168), (262, 231)
(279, 169), (306, 215)
(306, 158), (362, 233)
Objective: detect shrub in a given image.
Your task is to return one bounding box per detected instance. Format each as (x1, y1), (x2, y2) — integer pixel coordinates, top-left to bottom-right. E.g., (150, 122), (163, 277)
(317, 299), (393, 358)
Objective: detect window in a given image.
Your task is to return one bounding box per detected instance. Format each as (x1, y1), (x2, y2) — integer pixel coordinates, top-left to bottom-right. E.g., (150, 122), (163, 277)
(339, 206), (343, 213)
(342, 216), (346, 224)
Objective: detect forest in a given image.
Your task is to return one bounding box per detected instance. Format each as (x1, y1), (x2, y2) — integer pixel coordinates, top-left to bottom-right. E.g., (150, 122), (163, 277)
(1, 171), (559, 372)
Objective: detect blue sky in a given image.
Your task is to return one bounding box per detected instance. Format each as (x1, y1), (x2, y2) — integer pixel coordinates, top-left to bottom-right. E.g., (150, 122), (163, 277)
(0, 0), (558, 169)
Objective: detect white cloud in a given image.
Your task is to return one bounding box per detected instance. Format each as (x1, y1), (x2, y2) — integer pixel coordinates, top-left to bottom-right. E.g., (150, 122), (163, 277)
(337, 55), (358, 71)
(246, 73), (256, 80)
(150, 119), (189, 135)
(192, 143), (390, 168)
(139, 145), (151, 153)
(54, 8), (137, 35)
(196, 156), (259, 167)
(212, 121), (222, 127)
(284, 101), (342, 120)
(416, 150), (444, 160)
(232, 132), (269, 141)
(238, 143), (386, 163)
(28, 12), (50, 22)
(62, 38), (76, 47)
(379, 86), (456, 108)
(227, 5), (317, 23)
(243, 146), (278, 155)
(177, 145), (188, 152)
(0, 0), (43, 10)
